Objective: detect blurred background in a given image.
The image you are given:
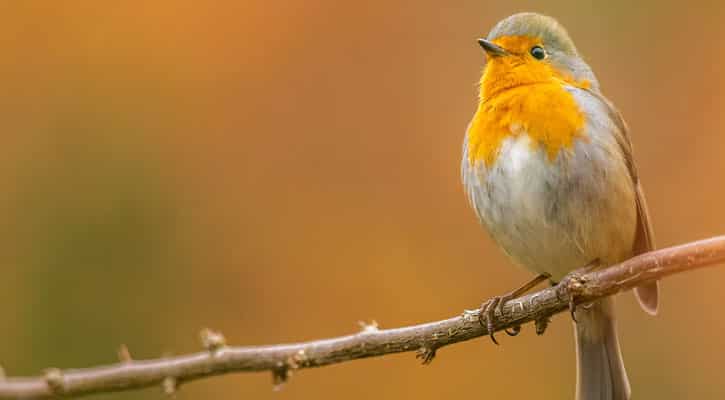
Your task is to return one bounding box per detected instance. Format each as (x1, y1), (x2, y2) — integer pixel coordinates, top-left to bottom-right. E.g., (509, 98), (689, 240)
(1, 0), (724, 399)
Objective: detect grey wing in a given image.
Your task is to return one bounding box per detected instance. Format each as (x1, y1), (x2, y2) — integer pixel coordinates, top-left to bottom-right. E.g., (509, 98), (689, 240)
(588, 89), (659, 314)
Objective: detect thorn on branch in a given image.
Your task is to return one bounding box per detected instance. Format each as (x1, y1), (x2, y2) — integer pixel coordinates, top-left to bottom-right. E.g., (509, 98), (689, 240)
(271, 349), (308, 391)
(286, 349), (308, 370)
(535, 317), (550, 335)
(43, 368), (65, 394)
(118, 344), (133, 363)
(357, 320), (379, 333)
(200, 328), (227, 353)
(272, 365), (290, 391)
(162, 376), (177, 396)
(0, 365), (5, 381)
(415, 347), (437, 365)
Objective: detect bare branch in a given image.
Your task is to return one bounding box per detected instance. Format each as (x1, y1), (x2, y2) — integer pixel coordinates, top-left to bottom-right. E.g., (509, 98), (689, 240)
(1, 236), (724, 399)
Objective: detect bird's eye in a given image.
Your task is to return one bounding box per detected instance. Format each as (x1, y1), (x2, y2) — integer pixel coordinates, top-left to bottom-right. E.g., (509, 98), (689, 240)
(530, 46), (546, 60)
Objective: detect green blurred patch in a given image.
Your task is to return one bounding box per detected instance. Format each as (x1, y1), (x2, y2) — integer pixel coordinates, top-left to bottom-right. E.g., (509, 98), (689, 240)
(7, 123), (182, 400)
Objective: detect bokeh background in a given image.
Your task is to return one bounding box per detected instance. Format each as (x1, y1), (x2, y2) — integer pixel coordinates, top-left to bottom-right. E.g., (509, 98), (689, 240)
(2, 0), (724, 399)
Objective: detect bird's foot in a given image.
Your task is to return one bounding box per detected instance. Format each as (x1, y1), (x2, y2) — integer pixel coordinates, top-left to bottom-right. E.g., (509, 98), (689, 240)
(478, 292), (520, 345)
(556, 269), (592, 323)
(478, 273), (549, 345)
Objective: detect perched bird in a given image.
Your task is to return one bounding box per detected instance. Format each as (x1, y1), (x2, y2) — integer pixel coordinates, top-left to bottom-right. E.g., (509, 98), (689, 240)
(461, 13), (659, 400)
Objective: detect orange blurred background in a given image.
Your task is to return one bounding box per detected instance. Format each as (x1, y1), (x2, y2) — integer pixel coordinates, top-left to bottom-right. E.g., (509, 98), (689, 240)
(2, 1), (725, 399)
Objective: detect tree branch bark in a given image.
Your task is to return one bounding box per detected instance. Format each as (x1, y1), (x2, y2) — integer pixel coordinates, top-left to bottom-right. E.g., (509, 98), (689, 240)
(2, 236), (724, 399)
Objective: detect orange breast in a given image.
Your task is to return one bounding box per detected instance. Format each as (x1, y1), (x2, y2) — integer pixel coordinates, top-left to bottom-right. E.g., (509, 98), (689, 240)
(466, 82), (587, 167)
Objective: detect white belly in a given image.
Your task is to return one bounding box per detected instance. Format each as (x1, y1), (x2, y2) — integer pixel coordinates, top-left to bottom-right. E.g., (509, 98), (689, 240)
(462, 133), (637, 281)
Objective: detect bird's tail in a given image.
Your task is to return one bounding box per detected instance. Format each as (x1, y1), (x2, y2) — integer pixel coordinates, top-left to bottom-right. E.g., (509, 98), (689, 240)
(574, 297), (631, 400)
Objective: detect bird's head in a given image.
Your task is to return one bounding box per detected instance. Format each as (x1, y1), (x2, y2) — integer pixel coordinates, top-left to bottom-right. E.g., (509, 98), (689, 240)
(478, 13), (598, 100)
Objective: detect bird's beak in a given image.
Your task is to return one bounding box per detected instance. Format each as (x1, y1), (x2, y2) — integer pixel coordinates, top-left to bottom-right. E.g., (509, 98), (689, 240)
(477, 39), (508, 57)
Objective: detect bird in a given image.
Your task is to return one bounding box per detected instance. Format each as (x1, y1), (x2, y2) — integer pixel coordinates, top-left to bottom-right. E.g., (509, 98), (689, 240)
(461, 12), (659, 400)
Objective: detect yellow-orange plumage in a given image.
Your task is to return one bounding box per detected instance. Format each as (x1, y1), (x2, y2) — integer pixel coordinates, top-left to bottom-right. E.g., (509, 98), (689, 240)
(466, 35), (590, 166)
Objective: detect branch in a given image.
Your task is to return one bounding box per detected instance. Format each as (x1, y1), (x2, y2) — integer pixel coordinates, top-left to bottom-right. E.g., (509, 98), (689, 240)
(2, 236), (724, 399)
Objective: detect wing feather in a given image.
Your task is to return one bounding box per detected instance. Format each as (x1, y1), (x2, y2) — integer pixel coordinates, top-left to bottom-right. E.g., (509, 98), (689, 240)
(587, 89), (659, 314)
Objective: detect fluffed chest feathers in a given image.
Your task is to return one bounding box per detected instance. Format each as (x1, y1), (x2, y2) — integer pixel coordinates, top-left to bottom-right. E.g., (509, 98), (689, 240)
(462, 124), (638, 280)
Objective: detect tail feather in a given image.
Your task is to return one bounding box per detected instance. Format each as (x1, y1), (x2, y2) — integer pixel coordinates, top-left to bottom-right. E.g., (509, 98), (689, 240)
(634, 282), (659, 315)
(574, 297), (630, 400)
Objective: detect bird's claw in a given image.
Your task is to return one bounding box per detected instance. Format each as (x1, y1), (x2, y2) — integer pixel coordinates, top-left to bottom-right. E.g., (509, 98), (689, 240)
(416, 347), (437, 365)
(478, 297), (501, 344)
(478, 293), (517, 344)
(478, 274), (550, 344)
(505, 325), (521, 337)
(556, 271), (589, 323)
(569, 296), (578, 323)
(554, 282), (579, 323)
